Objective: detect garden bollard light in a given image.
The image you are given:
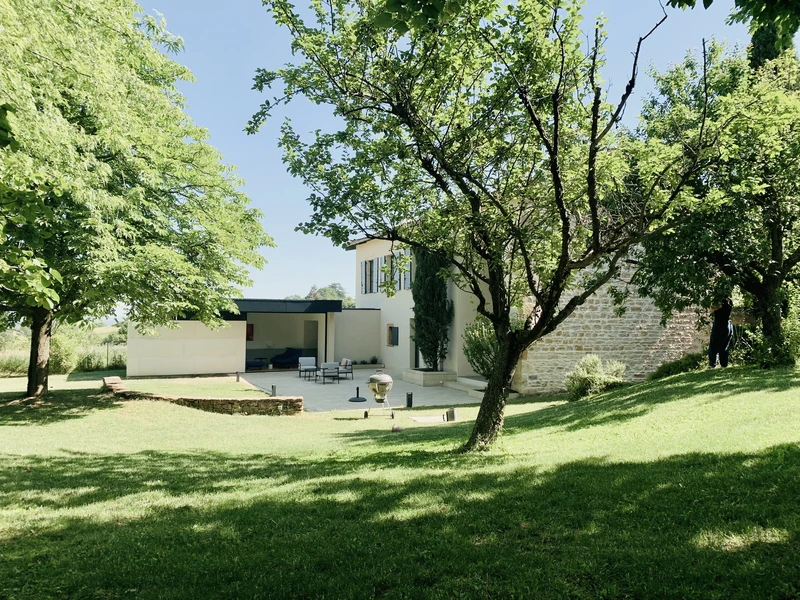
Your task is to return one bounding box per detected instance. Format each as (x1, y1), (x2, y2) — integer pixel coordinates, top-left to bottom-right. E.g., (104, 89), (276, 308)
(271, 385), (277, 397)
(236, 372), (240, 382)
(406, 392), (413, 408)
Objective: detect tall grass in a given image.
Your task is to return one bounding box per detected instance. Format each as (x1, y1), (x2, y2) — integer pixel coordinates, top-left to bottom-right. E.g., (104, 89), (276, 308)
(0, 324), (126, 376)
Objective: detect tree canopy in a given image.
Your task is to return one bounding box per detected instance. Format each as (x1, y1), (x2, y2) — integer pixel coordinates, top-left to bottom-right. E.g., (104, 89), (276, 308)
(253, 0), (720, 449)
(0, 0), (272, 395)
(633, 43), (800, 366)
(286, 283), (355, 307)
(667, 0), (800, 47)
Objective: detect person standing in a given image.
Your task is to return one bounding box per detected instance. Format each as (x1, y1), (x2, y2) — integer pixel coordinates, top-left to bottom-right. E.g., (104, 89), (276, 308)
(709, 297), (734, 367)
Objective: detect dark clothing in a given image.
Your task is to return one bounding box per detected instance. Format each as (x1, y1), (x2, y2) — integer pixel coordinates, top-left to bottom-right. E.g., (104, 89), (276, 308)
(709, 306), (734, 367)
(713, 303), (733, 329)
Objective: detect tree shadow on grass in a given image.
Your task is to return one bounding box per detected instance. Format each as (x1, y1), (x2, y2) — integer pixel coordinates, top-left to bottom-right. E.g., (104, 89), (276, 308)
(1, 445), (798, 598)
(0, 389), (122, 426)
(64, 369), (125, 382)
(335, 366), (800, 450)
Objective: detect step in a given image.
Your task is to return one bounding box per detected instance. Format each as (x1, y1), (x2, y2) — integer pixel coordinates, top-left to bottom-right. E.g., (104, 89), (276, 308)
(443, 381), (480, 393)
(456, 377), (488, 390)
(469, 388), (520, 401)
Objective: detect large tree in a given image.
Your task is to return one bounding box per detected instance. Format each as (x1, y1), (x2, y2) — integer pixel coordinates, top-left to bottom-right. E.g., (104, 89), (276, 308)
(252, 0), (722, 449)
(667, 0), (800, 49)
(0, 0), (272, 396)
(633, 42), (800, 367)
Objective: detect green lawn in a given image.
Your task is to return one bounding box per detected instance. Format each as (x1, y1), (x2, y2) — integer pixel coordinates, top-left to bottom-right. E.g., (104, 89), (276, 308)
(0, 372), (268, 399)
(123, 375), (269, 399)
(1, 367), (799, 599)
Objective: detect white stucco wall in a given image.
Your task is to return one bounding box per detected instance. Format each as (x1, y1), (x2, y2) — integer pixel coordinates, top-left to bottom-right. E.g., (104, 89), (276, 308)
(354, 240), (417, 370)
(333, 309), (381, 363)
(246, 313), (325, 361)
(127, 320), (246, 377)
(442, 282), (478, 376)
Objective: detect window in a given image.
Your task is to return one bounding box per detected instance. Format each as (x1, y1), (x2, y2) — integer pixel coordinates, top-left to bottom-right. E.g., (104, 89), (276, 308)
(246, 323), (254, 341)
(403, 248), (413, 290)
(387, 325), (399, 346)
(361, 259), (379, 294)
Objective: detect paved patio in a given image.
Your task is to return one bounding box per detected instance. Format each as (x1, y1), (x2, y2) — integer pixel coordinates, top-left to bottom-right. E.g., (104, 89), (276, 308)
(242, 368), (480, 412)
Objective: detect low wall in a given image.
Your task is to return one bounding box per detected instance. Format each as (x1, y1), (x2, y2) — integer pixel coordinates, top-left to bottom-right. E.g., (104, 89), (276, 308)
(102, 377), (303, 416)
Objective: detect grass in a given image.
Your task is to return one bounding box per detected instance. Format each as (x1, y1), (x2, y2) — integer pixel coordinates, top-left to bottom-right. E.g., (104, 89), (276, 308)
(0, 366), (799, 598)
(123, 376), (269, 399)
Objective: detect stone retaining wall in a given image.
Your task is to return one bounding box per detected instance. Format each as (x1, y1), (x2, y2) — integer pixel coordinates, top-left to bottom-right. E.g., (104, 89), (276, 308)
(513, 278), (705, 395)
(102, 376), (303, 416)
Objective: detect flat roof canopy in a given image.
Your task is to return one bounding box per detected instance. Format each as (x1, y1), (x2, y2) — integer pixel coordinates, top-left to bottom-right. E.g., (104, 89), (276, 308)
(228, 298), (343, 317)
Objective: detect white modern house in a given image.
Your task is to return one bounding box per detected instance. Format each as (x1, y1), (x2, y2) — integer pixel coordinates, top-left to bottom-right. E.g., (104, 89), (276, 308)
(127, 238), (703, 392)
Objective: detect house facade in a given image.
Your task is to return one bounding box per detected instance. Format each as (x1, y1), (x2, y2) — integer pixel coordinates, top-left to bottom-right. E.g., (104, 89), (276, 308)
(127, 239), (702, 390)
(348, 238), (703, 393)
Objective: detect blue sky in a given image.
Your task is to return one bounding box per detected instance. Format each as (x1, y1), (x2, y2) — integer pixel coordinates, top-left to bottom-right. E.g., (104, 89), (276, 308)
(147, 0), (749, 299)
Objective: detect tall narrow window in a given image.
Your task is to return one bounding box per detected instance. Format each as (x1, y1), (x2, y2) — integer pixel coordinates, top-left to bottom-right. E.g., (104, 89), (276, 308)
(360, 261), (367, 294)
(403, 248), (413, 290)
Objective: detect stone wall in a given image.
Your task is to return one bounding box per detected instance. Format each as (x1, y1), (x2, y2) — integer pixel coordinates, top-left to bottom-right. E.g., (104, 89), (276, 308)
(513, 283), (705, 395)
(102, 376), (303, 416)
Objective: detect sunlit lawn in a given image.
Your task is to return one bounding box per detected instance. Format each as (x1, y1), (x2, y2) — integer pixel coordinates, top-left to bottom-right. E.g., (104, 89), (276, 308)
(1, 366), (799, 598)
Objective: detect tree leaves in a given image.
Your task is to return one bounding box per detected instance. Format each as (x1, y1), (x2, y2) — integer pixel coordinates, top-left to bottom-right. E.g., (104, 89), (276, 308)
(0, 0), (273, 332)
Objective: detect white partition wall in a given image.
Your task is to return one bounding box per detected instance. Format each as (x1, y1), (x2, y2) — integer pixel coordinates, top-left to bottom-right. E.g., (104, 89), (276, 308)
(333, 309), (381, 363)
(127, 321), (246, 377)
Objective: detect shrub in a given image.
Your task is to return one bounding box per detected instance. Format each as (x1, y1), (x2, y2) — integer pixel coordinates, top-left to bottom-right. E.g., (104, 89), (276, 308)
(648, 352), (706, 380)
(369, 356), (380, 364)
(564, 354), (627, 400)
(462, 316), (496, 379)
(108, 348), (127, 370)
(462, 315), (526, 379)
(76, 351), (105, 372)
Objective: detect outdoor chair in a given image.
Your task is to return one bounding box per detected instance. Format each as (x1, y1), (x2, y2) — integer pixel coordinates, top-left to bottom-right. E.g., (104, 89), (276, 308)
(298, 357), (317, 379)
(316, 361), (340, 384)
(338, 358), (353, 379)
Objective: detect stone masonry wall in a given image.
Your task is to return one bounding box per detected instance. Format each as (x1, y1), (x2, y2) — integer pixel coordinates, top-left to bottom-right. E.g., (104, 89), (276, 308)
(513, 281), (705, 395)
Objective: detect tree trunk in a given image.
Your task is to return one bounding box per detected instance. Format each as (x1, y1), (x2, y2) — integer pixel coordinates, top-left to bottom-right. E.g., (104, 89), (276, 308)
(27, 308), (53, 397)
(462, 334), (524, 451)
(756, 284), (793, 367)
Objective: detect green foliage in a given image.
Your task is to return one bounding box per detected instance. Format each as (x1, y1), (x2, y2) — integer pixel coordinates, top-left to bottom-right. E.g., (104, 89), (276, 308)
(369, 355), (380, 364)
(462, 316), (499, 379)
(102, 321), (128, 345)
(48, 332), (79, 375)
(564, 354), (627, 400)
(0, 0), (272, 392)
(0, 352), (28, 376)
(462, 314), (526, 379)
(648, 352), (706, 380)
(667, 0), (800, 47)
(411, 249), (453, 371)
(289, 283), (355, 308)
(634, 48), (800, 365)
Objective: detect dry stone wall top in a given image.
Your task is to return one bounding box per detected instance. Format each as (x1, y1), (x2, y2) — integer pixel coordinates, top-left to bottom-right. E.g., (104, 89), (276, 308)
(101, 376), (303, 416)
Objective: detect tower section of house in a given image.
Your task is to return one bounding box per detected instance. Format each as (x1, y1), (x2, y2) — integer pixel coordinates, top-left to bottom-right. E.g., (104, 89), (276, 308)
(349, 238), (417, 371)
(348, 237), (480, 376)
